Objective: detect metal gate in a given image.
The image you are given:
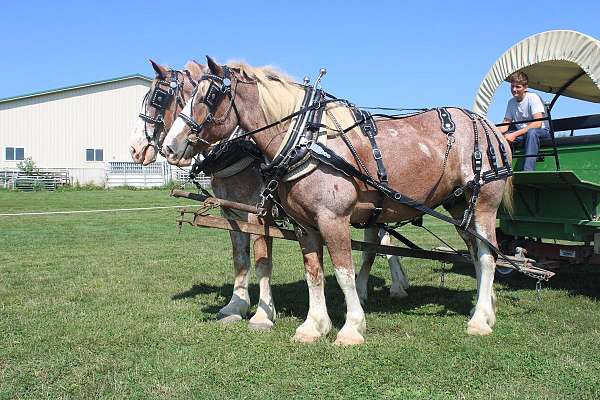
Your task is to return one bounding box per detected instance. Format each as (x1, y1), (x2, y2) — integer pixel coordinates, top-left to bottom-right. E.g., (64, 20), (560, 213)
(105, 161), (171, 188)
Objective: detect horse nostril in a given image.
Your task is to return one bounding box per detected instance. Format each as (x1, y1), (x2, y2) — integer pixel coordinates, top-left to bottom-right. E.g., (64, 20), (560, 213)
(164, 145), (174, 155)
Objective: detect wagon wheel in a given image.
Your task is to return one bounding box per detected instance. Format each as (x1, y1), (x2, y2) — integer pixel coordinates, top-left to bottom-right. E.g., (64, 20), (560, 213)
(494, 228), (520, 279)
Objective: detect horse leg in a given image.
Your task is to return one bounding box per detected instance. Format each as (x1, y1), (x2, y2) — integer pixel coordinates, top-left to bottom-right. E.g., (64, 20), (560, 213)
(218, 229), (251, 323)
(378, 228), (410, 295)
(356, 227), (408, 305)
(356, 227), (378, 306)
(247, 215), (276, 331)
(445, 201), (496, 318)
(466, 209), (499, 335)
(319, 215), (366, 346)
(292, 228), (331, 343)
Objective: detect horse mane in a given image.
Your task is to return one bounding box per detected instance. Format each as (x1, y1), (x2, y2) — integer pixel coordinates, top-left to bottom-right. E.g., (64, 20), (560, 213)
(183, 60), (207, 78)
(226, 61), (356, 135)
(227, 61), (301, 125)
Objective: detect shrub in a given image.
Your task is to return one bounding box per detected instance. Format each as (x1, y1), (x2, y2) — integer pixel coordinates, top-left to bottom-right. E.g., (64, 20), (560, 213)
(16, 157), (39, 175)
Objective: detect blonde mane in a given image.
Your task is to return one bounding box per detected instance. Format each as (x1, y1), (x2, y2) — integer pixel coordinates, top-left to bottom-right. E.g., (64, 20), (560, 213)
(226, 62), (357, 135)
(226, 61), (302, 125)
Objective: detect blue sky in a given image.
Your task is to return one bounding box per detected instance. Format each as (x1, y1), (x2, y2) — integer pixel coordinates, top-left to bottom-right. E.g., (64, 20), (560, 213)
(2, 1), (599, 122)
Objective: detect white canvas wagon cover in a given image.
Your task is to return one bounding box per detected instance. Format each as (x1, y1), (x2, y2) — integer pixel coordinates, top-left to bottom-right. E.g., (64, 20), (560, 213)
(473, 30), (600, 115)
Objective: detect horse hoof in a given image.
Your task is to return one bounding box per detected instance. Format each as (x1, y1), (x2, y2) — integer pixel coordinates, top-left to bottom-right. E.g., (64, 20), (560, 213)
(466, 323), (493, 336)
(291, 333), (320, 343)
(217, 314), (243, 324)
(334, 332), (365, 346)
(248, 321), (273, 332)
(487, 314), (496, 328)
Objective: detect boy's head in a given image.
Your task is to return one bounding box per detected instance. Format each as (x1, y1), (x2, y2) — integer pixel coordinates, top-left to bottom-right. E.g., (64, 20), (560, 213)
(509, 71), (528, 101)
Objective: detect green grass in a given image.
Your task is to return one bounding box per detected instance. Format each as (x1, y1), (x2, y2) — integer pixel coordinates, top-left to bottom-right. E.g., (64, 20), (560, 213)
(1, 189), (599, 399)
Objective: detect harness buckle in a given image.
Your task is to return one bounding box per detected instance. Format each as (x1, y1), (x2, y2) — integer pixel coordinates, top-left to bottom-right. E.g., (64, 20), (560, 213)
(266, 179), (279, 192)
(372, 148), (382, 160)
(453, 187), (464, 197)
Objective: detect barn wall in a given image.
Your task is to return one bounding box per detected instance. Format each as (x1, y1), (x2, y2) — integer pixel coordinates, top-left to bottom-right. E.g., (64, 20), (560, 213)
(0, 78), (151, 184)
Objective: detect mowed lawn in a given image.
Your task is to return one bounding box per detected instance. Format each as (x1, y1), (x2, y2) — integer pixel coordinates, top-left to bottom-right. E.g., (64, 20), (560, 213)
(1, 189), (599, 399)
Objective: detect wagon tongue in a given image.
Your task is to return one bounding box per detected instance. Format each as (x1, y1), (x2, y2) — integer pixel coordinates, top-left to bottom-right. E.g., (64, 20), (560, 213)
(517, 265), (556, 281)
(496, 256), (556, 281)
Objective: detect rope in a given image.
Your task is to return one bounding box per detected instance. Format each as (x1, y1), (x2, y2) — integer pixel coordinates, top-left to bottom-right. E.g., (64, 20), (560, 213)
(0, 205), (202, 217)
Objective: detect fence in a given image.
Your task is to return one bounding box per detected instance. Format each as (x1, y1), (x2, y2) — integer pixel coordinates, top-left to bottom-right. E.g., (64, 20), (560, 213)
(1, 169), (70, 191)
(1, 163), (212, 190)
(105, 161), (172, 188)
(174, 169), (211, 189)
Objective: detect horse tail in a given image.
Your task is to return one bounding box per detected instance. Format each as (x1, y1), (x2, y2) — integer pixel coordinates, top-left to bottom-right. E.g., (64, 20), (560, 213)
(501, 176), (514, 217)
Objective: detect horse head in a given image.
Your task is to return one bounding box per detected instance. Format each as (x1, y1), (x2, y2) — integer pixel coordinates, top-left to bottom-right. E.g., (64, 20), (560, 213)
(162, 56), (263, 166)
(129, 59), (205, 165)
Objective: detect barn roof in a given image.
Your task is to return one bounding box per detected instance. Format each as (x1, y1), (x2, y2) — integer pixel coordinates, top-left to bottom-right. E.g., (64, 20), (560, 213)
(473, 30), (600, 115)
(0, 74), (152, 104)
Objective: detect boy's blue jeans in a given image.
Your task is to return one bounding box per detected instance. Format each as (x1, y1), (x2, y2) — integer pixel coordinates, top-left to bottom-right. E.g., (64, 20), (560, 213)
(511, 127), (551, 171)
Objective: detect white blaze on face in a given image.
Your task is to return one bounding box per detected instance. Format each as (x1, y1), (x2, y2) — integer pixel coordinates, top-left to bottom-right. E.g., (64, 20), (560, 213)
(130, 118), (148, 146)
(129, 117), (152, 163)
(164, 100), (192, 150)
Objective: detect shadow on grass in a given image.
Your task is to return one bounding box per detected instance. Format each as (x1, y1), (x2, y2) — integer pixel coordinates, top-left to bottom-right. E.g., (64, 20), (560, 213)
(450, 260), (600, 300)
(172, 274), (475, 326)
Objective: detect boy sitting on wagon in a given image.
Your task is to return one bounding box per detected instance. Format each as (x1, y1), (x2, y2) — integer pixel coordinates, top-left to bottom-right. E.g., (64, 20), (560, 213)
(498, 71), (551, 171)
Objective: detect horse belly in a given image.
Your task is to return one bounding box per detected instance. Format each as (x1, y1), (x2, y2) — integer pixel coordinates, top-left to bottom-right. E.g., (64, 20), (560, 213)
(350, 191), (423, 225)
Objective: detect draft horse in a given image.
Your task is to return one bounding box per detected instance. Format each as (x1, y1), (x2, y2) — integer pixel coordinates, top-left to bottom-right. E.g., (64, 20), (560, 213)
(162, 57), (512, 345)
(130, 60), (409, 331)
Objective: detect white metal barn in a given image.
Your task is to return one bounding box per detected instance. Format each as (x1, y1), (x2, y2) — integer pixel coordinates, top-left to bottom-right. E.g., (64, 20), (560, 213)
(0, 75), (160, 186)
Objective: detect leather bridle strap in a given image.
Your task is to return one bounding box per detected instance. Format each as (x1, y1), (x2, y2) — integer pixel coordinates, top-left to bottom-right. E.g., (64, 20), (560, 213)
(138, 69), (193, 155)
(180, 66), (238, 143)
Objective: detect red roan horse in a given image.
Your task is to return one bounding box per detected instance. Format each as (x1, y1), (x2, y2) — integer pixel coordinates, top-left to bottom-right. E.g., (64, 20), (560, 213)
(130, 60), (409, 331)
(162, 57), (511, 345)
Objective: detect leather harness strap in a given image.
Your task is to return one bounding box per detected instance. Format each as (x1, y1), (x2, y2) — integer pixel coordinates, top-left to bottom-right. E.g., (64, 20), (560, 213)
(348, 106), (389, 227)
(436, 107), (456, 134)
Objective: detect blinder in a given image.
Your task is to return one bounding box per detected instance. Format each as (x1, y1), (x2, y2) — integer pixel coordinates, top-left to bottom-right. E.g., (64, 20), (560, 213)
(150, 86), (172, 110)
(204, 80), (227, 109)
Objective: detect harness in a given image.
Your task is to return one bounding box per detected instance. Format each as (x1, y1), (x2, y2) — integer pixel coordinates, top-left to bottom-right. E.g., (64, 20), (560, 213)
(349, 106), (388, 227)
(138, 69), (198, 155)
(176, 66), (557, 280)
(179, 66), (241, 147)
(189, 132), (262, 182)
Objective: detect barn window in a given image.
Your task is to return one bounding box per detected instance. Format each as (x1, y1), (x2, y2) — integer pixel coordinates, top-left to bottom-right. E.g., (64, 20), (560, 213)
(5, 147), (24, 161)
(85, 148), (104, 162)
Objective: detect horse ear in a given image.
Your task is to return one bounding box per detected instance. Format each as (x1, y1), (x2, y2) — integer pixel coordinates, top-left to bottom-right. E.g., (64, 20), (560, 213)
(206, 56), (224, 77)
(149, 59), (167, 79)
(184, 60), (206, 78)
(192, 59), (205, 69)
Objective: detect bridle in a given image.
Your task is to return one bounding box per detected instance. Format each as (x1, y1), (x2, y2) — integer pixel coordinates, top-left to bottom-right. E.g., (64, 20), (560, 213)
(138, 69), (198, 155)
(178, 65), (242, 146)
